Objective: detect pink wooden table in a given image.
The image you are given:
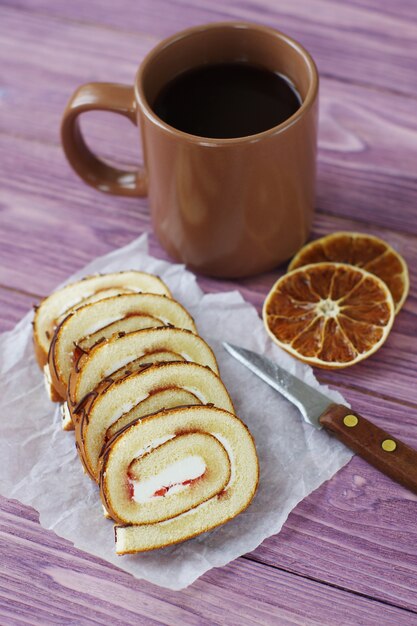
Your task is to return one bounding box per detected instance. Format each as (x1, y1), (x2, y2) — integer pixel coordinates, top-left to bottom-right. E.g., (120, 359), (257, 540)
(1, 1), (417, 624)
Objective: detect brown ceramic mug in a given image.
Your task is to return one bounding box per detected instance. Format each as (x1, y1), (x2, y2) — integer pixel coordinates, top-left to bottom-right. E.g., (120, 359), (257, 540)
(61, 22), (318, 278)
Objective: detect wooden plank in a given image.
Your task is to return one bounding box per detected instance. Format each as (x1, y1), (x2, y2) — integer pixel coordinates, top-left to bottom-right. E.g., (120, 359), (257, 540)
(1, 5), (417, 238)
(342, 0), (417, 21)
(0, 497), (416, 625)
(3, 0), (417, 97)
(0, 288), (35, 332)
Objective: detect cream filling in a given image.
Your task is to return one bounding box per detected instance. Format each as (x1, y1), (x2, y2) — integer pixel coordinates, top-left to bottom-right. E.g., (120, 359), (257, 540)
(103, 350), (192, 379)
(213, 433), (235, 486)
(134, 434), (175, 458)
(181, 386), (208, 404)
(108, 383), (206, 425)
(56, 291), (94, 318)
(61, 402), (72, 428)
(108, 396), (148, 424)
(103, 355), (136, 378)
(43, 365), (55, 400)
(132, 455), (206, 503)
(84, 315), (122, 336)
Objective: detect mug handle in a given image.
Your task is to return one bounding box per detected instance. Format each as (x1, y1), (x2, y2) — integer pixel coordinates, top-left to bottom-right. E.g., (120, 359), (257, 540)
(61, 82), (147, 196)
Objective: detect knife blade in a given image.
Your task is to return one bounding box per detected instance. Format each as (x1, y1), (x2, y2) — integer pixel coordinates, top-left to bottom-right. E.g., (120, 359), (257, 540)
(223, 342), (417, 494)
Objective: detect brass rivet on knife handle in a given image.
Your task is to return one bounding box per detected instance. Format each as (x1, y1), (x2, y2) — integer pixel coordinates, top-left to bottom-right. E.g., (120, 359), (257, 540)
(382, 439), (397, 452)
(343, 414), (358, 428)
(319, 404), (417, 494)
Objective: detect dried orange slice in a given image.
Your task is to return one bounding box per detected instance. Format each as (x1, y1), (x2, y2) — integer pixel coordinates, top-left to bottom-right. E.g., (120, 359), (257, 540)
(288, 232), (409, 313)
(263, 263), (395, 369)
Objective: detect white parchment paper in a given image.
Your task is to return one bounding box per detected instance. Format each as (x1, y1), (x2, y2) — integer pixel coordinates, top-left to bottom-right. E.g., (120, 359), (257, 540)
(0, 235), (353, 589)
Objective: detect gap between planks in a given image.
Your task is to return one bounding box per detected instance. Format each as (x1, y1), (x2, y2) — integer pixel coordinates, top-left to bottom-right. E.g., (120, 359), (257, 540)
(1, 125), (417, 243)
(317, 377), (417, 412)
(318, 70), (417, 103)
(242, 553), (417, 618)
(0, 129), (138, 175)
(0, 284), (44, 301)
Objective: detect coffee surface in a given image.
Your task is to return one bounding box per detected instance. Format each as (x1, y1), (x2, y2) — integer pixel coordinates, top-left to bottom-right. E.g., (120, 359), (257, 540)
(152, 62), (301, 138)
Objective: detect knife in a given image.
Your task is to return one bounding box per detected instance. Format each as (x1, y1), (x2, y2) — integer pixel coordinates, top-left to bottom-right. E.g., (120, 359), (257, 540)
(223, 342), (417, 494)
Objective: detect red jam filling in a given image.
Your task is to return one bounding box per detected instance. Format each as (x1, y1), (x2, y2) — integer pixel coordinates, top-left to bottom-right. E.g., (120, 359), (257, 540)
(152, 474), (204, 498)
(127, 471), (206, 500)
(126, 480), (135, 499)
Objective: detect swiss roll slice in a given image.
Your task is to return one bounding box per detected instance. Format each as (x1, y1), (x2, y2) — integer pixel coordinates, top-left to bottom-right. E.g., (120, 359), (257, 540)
(33, 271), (171, 367)
(99, 406), (259, 553)
(69, 326), (219, 411)
(47, 293), (196, 400)
(76, 361), (234, 481)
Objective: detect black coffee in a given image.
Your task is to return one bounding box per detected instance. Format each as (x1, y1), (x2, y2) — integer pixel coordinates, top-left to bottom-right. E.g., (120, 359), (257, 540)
(152, 62), (302, 139)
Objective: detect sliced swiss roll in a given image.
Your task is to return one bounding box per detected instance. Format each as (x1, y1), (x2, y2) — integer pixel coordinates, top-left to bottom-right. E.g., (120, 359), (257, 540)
(98, 406), (259, 553)
(75, 361), (234, 481)
(33, 271), (171, 368)
(47, 293), (196, 401)
(67, 327), (219, 426)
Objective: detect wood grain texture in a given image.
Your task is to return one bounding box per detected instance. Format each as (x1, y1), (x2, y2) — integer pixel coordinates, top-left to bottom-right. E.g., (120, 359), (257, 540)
(0, 288), (35, 331)
(1, 6), (417, 235)
(1, 0), (417, 623)
(1, 498), (417, 626)
(3, 0), (417, 97)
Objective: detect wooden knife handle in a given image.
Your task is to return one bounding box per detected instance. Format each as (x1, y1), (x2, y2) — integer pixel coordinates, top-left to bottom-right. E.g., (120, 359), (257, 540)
(319, 404), (417, 493)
